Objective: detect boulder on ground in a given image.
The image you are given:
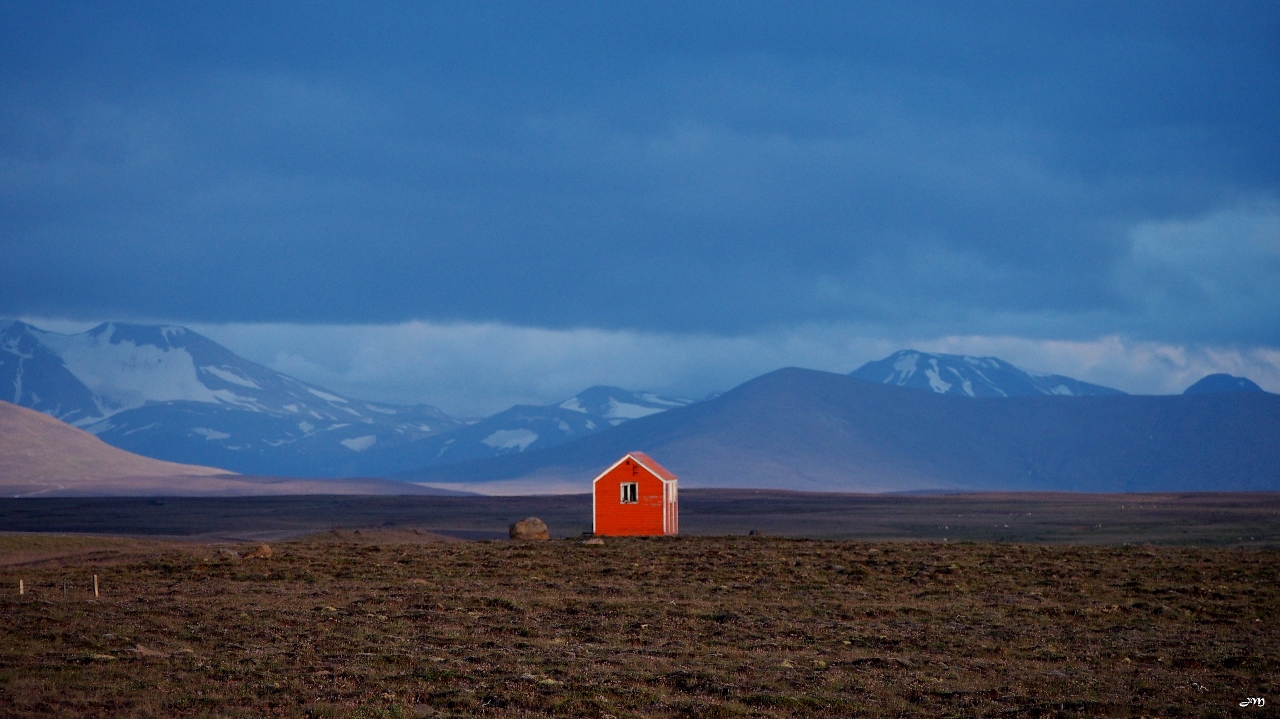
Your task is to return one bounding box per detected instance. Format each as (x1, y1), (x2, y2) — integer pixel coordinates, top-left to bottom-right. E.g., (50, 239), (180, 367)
(133, 643), (169, 658)
(582, 537), (605, 546)
(509, 517), (549, 541)
(216, 548), (240, 561)
(244, 544), (273, 559)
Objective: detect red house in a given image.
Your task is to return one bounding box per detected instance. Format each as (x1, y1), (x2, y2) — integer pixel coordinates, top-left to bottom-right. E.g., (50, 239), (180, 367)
(592, 452), (679, 536)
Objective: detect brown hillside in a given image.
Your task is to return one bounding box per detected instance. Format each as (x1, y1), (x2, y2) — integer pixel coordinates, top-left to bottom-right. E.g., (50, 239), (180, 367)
(0, 400), (232, 493)
(0, 401), (478, 497)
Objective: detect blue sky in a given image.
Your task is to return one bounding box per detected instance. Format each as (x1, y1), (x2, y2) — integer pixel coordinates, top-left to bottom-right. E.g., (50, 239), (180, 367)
(4, 2), (1279, 413)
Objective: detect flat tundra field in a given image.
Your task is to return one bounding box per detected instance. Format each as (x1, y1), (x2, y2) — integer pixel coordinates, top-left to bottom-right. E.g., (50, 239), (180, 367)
(1, 532), (1276, 718)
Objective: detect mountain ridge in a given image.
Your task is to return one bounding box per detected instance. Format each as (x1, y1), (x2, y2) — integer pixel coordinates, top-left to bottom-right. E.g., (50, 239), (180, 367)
(1184, 373), (1267, 395)
(338, 386), (692, 476)
(401, 367), (1280, 495)
(0, 399), (473, 497)
(2, 320), (694, 477)
(1, 320), (461, 475)
(850, 349), (1125, 397)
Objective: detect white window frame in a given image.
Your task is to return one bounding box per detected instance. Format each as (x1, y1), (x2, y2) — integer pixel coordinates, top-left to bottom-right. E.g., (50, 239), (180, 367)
(620, 482), (638, 504)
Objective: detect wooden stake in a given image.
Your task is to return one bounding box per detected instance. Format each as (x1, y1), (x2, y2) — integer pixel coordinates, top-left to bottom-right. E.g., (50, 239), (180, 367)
(94, 574), (99, 598)
(18, 579), (23, 595)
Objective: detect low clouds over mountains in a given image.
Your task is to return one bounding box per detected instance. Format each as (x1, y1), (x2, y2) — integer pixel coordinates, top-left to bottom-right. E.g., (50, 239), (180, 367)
(4, 320), (1276, 494)
(0, 321), (690, 477)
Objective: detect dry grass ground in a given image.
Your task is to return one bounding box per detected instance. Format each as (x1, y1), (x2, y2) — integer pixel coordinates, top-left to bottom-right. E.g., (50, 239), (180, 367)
(0, 532), (1276, 718)
(0, 533), (162, 568)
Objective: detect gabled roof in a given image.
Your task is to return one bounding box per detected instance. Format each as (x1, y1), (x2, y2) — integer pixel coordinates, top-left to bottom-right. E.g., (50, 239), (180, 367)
(592, 451), (679, 484)
(628, 452), (677, 482)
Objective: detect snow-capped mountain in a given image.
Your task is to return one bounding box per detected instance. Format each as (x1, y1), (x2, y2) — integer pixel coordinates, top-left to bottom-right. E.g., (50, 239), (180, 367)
(2, 320), (696, 478)
(345, 386), (693, 475)
(0, 320), (104, 425)
(556, 385), (691, 425)
(850, 350), (1125, 398)
(0, 320), (460, 476)
(405, 368), (1280, 494)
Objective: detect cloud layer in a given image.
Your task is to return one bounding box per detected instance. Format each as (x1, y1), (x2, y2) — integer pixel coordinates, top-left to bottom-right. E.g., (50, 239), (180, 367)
(186, 322), (1280, 416)
(3, 3), (1277, 346)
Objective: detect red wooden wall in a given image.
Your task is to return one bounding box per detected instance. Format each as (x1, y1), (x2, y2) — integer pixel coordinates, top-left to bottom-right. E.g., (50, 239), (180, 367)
(593, 455), (676, 536)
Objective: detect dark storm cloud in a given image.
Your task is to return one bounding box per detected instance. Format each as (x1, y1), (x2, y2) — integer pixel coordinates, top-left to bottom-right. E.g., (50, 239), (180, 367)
(2, 1), (1278, 342)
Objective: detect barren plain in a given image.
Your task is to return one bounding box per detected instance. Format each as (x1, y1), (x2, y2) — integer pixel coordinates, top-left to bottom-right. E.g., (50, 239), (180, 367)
(4, 490), (1280, 545)
(2, 527), (1277, 717)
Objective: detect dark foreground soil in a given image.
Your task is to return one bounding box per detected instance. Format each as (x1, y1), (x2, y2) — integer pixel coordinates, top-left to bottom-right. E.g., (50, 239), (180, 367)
(1, 533), (1276, 718)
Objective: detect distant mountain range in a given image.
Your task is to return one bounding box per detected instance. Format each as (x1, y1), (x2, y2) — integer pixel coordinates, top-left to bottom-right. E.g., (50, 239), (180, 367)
(0, 399), (465, 497)
(0, 320), (691, 477)
(0, 320), (460, 476)
(850, 350), (1125, 397)
(403, 368), (1280, 494)
(339, 386), (691, 477)
(5, 319), (1274, 494)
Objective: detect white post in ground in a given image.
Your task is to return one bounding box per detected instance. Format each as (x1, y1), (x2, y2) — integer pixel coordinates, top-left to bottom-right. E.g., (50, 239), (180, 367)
(94, 574), (99, 598)
(18, 579), (23, 595)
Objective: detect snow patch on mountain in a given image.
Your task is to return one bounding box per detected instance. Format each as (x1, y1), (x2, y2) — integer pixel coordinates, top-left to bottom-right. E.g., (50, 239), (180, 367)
(636, 392), (688, 406)
(306, 387), (347, 403)
(37, 325), (221, 416)
(923, 360), (954, 394)
(341, 435), (378, 451)
(605, 400), (665, 421)
(210, 389), (266, 410)
(201, 365), (261, 389)
(891, 353), (918, 378)
(559, 397), (586, 412)
(482, 429), (538, 451)
(192, 427), (231, 440)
